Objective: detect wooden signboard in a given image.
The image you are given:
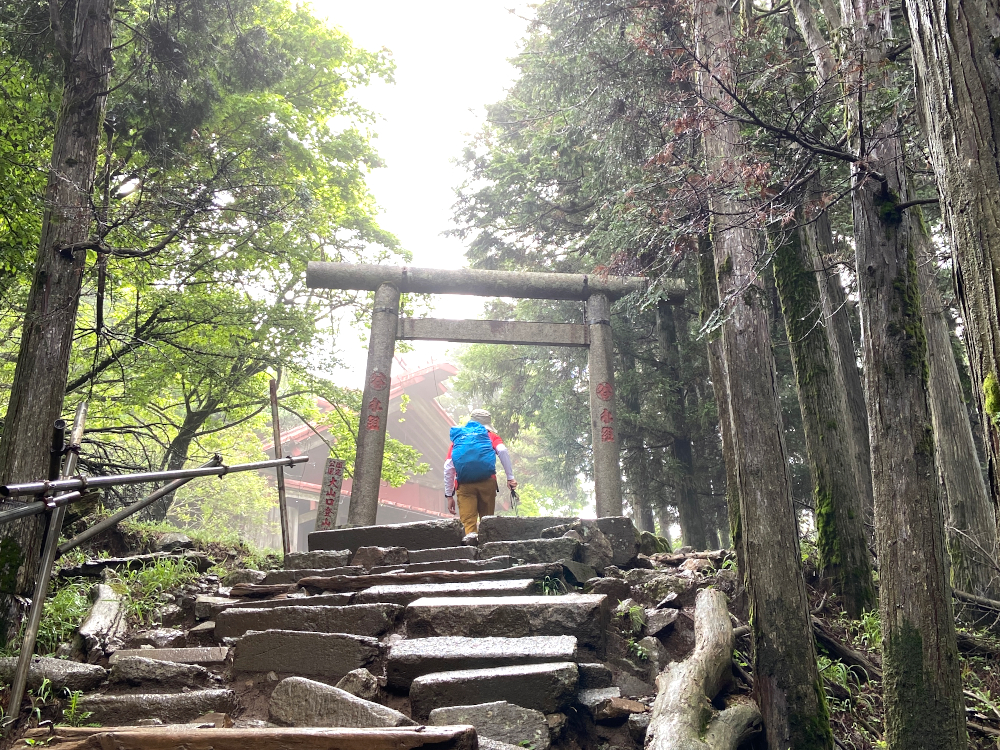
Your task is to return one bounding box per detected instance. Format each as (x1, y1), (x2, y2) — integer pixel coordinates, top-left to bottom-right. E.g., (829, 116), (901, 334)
(315, 457), (345, 531)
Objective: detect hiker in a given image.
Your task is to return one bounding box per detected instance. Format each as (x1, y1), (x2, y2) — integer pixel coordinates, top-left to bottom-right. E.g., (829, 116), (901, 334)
(444, 408), (517, 534)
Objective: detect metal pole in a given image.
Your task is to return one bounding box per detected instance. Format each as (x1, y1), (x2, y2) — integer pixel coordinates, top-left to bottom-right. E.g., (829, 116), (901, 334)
(348, 282), (399, 527)
(0, 455), (308, 499)
(7, 403), (86, 725)
(587, 294), (624, 516)
(269, 379), (291, 556)
(57, 456), (223, 557)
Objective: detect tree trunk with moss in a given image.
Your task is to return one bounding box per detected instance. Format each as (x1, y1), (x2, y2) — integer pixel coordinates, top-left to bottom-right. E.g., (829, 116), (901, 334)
(838, 0), (966, 745)
(914, 221), (999, 604)
(0, 0), (113, 645)
(905, 0), (1000, 505)
(771, 214), (875, 618)
(696, 1), (833, 745)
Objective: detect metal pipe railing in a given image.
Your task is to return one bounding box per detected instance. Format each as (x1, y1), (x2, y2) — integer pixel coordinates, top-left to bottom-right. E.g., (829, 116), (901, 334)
(0, 455), (308, 500)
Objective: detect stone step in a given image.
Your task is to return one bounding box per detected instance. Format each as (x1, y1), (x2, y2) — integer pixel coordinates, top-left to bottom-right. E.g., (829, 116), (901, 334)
(308, 519), (464, 554)
(263, 567), (365, 585)
(355, 579), (537, 607)
(224, 593), (355, 611)
(0, 655), (105, 692)
(284, 550), (351, 570)
(477, 515), (639, 566)
(409, 662), (579, 720)
(428, 701), (551, 750)
(232, 630), (384, 679)
(109, 647), (229, 665)
(78, 689), (237, 725)
(386, 635), (578, 690)
(270, 676), (416, 728)
(297, 563), (563, 594)
(215, 603), (402, 640)
(368, 557), (512, 575)
(108, 656), (215, 691)
(405, 594), (609, 655)
(23, 726), (478, 750)
(406, 546), (478, 564)
(479, 538), (580, 565)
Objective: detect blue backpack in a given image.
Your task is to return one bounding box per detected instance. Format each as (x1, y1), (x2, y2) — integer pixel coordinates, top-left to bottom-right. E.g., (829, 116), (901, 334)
(450, 421), (497, 483)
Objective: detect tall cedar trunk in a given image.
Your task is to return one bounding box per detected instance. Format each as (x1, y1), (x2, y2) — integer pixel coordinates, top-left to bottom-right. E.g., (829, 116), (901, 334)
(0, 0), (112, 644)
(698, 237), (743, 571)
(914, 221), (999, 602)
(657, 302), (708, 549)
(621, 354), (655, 533)
(656, 494), (675, 548)
(904, 0), (1000, 506)
(837, 0), (966, 744)
(695, 0), (833, 745)
(772, 215), (876, 617)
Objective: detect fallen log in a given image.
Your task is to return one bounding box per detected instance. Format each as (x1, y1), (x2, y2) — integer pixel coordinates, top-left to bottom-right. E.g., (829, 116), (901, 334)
(647, 588), (762, 750)
(954, 589), (1000, 612)
(16, 725), (477, 749)
(296, 563), (564, 594)
(811, 616), (882, 681)
(650, 549), (731, 567)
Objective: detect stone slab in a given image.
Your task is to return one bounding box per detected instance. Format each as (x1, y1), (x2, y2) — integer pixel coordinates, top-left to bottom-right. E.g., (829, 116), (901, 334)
(477, 516), (576, 543)
(386, 635), (578, 690)
(429, 701), (550, 750)
(232, 630), (384, 679)
(195, 595), (233, 620)
(578, 662), (614, 689)
(594, 517), (641, 567)
(225, 593), (355, 610)
(480, 539), (580, 565)
(79, 689), (237, 725)
(308, 519), (464, 553)
(0, 656), (105, 692)
(215, 603), (402, 639)
(128, 628), (187, 649)
(576, 686), (621, 712)
(355, 579), (537, 607)
(110, 647), (229, 665)
(405, 594), (609, 654)
(368, 557), (511, 575)
(263, 567), (364, 585)
(109, 656), (213, 691)
(406, 546), (478, 564)
(409, 662), (579, 719)
(352, 546), (408, 569)
(269, 676), (415, 728)
(285, 550), (352, 570)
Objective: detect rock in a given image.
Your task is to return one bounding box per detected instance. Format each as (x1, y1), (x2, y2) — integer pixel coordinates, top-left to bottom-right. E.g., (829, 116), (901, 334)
(225, 593), (354, 610)
(478, 740), (523, 750)
(593, 696), (648, 723)
(654, 592), (680, 609)
(151, 603), (184, 627)
(645, 608), (679, 636)
(368, 557), (512, 575)
(407, 546), (478, 563)
(623, 569), (694, 607)
(428, 701), (551, 750)
(263, 567), (365, 584)
(386, 635), (579, 690)
(233, 630), (384, 679)
(109, 656), (212, 690)
(617, 672), (656, 698)
(480, 538), (580, 565)
(578, 662), (614, 689)
(157, 532), (194, 552)
(639, 530), (671, 556)
(576, 686), (621, 715)
(215, 603), (403, 639)
(221, 569), (266, 586)
(110, 647), (229, 665)
(477, 516), (576, 543)
(188, 620), (216, 638)
(269, 676), (415, 728)
(680, 557), (715, 573)
(546, 712), (567, 741)
(632, 554), (655, 569)
(560, 559), (597, 586)
(585, 577), (632, 606)
(79, 689), (237, 725)
(405, 594), (609, 655)
(195, 595), (233, 620)
(355, 579), (537, 607)
(284, 550), (352, 570)
(308, 519), (465, 553)
(78, 583), (126, 662)
(335, 668), (379, 701)
(637, 636), (669, 675)
(629, 711), (651, 743)
(594, 517), (641, 567)
(409, 662), (579, 720)
(129, 628), (187, 649)
(0, 656), (105, 692)
(352, 546), (409, 569)
(462, 533), (479, 546)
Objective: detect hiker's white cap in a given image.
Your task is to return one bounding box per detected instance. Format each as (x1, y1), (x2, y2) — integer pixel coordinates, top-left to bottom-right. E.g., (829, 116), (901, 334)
(469, 408), (492, 425)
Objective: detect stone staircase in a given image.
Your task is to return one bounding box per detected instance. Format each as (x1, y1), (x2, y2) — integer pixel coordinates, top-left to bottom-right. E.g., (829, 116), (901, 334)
(19, 515), (688, 749)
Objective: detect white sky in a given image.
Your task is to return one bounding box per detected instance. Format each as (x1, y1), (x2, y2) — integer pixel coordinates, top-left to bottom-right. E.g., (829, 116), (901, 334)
(312, 0), (535, 387)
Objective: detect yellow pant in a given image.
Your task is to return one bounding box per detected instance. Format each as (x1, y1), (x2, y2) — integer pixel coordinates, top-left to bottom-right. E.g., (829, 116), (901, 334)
(456, 476), (497, 534)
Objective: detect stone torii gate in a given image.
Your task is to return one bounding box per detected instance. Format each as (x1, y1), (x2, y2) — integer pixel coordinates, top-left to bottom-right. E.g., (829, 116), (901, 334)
(306, 262), (684, 526)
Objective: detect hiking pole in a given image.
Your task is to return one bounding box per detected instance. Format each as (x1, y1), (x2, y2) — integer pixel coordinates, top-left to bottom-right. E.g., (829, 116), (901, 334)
(6, 402), (87, 728)
(510, 488), (520, 517)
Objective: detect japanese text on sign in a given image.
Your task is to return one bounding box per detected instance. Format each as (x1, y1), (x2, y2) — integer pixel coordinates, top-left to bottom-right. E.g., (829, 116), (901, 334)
(315, 457), (346, 531)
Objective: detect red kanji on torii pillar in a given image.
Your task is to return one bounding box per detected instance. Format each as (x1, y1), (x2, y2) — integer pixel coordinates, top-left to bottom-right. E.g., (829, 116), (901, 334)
(306, 262), (685, 525)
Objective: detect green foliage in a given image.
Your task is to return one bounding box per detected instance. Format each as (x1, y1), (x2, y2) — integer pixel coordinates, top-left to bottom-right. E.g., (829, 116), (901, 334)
(36, 580), (91, 656)
(626, 638), (650, 661)
(852, 609), (882, 654)
(984, 372), (1000, 429)
(110, 558), (199, 624)
(539, 576), (567, 596)
(59, 690), (97, 727)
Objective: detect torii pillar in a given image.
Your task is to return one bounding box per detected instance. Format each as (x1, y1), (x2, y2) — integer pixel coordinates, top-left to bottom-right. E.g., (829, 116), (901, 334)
(307, 262), (685, 525)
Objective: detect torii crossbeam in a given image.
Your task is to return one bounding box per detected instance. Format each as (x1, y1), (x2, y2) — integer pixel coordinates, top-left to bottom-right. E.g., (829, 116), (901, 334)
(306, 262), (684, 524)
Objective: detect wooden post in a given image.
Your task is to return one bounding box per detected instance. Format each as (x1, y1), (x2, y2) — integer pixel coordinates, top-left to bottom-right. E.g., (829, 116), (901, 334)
(269, 379), (291, 556)
(588, 293), (623, 516)
(348, 282), (400, 527)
